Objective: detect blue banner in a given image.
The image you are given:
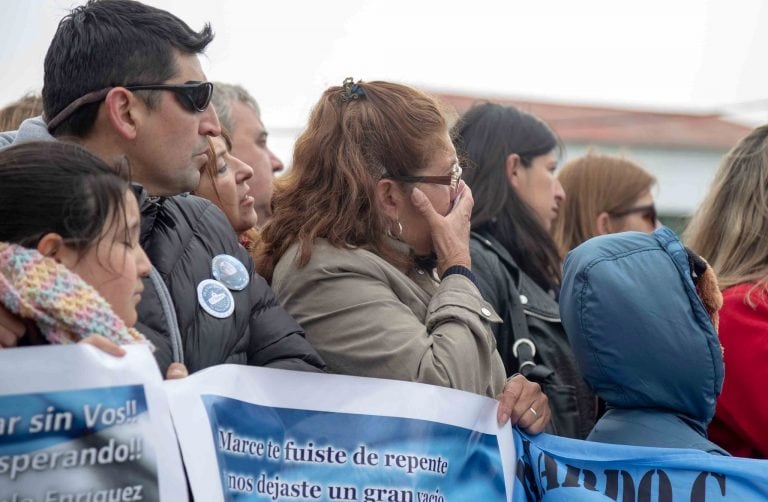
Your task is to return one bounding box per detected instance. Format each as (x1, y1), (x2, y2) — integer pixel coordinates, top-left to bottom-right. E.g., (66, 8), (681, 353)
(0, 385), (159, 501)
(513, 430), (768, 501)
(0, 345), (188, 501)
(202, 394), (506, 501)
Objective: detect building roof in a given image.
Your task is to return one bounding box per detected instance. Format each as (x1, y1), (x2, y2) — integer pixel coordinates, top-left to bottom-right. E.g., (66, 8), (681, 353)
(434, 92), (754, 150)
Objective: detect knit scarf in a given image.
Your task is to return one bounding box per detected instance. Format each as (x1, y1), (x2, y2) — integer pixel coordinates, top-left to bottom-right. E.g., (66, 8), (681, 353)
(0, 242), (146, 345)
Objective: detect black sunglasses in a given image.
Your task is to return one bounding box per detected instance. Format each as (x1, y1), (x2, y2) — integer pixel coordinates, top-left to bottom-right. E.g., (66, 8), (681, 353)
(123, 81), (213, 113)
(609, 203), (657, 223)
(46, 81), (214, 132)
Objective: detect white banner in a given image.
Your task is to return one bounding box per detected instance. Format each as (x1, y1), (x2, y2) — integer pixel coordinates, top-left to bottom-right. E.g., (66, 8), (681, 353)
(165, 365), (516, 502)
(0, 344), (187, 501)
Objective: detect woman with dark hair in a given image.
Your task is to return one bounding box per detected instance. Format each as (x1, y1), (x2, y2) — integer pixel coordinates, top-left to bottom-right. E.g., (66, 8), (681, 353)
(0, 141), (152, 354)
(257, 79), (551, 432)
(453, 103), (596, 438)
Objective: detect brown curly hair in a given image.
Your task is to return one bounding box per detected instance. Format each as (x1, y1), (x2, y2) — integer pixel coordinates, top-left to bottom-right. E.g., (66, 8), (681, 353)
(256, 80), (450, 281)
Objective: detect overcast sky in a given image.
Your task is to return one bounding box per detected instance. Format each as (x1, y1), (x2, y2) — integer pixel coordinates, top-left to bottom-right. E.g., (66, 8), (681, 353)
(2, 0), (767, 157)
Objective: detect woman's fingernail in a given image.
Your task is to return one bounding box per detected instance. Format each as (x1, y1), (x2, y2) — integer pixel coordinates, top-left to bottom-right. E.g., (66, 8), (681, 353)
(498, 412), (509, 425)
(412, 187), (426, 202)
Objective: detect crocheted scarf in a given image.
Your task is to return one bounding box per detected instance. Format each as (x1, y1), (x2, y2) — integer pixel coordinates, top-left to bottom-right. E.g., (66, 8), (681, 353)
(0, 242), (146, 345)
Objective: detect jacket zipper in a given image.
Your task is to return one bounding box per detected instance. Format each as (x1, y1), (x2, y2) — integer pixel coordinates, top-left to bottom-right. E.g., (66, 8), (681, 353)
(523, 308), (561, 323)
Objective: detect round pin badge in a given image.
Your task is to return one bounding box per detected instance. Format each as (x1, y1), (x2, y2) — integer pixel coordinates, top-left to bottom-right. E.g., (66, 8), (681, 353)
(212, 254), (250, 291)
(197, 279), (235, 319)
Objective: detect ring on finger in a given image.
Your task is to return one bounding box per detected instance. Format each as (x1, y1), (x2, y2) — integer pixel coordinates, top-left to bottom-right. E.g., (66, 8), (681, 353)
(528, 406), (539, 419)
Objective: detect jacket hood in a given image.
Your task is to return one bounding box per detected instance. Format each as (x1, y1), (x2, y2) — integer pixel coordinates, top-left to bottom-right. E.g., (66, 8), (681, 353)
(0, 116), (54, 151)
(560, 227), (724, 426)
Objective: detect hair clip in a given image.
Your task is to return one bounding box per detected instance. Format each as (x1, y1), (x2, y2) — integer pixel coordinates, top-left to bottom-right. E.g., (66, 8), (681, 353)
(340, 77), (365, 102)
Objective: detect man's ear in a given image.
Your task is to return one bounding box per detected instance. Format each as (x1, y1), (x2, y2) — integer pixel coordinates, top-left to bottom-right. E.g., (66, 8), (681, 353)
(35, 233), (79, 267)
(505, 153), (522, 189)
(595, 212), (613, 235)
(103, 88), (142, 141)
(374, 179), (405, 221)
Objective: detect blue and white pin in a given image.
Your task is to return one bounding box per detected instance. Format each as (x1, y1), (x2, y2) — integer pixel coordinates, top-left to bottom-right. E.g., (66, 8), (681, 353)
(197, 279), (235, 318)
(212, 254), (249, 291)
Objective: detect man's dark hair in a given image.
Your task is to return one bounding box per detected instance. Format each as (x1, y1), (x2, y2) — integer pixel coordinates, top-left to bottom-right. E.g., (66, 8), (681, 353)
(43, 0), (214, 138)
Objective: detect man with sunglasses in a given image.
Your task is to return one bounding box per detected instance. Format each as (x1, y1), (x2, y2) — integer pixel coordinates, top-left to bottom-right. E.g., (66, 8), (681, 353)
(0, 0), (325, 376)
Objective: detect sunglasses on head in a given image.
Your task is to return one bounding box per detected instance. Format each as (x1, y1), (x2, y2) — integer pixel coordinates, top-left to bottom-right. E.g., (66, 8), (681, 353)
(384, 162), (464, 191)
(46, 81), (214, 132)
(609, 203), (657, 223)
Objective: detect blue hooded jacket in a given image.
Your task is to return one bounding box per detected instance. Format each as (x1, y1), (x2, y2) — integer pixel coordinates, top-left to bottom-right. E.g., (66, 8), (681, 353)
(560, 227), (728, 455)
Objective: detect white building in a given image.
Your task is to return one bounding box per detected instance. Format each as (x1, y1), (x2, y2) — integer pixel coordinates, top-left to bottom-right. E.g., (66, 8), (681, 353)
(435, 92), (754, 227)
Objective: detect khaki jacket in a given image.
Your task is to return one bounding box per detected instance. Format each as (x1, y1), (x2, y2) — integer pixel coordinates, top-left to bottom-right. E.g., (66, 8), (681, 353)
(272, 239), (506, 398)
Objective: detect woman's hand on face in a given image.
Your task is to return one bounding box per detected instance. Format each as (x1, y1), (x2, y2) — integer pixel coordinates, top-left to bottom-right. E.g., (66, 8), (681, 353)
(410, 181), (474, 277)
(496, 374), (550, 434)
(0, 305), (26, 348)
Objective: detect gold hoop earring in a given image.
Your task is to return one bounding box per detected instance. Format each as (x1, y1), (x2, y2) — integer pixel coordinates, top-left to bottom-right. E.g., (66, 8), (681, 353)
(386, 220), (404, 240)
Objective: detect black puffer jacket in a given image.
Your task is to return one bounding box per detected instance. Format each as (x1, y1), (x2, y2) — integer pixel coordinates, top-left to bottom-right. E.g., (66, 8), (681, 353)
(135, 186), (325, 375)
(0, 118), (324, 375)
(470, 231), (596, 439)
